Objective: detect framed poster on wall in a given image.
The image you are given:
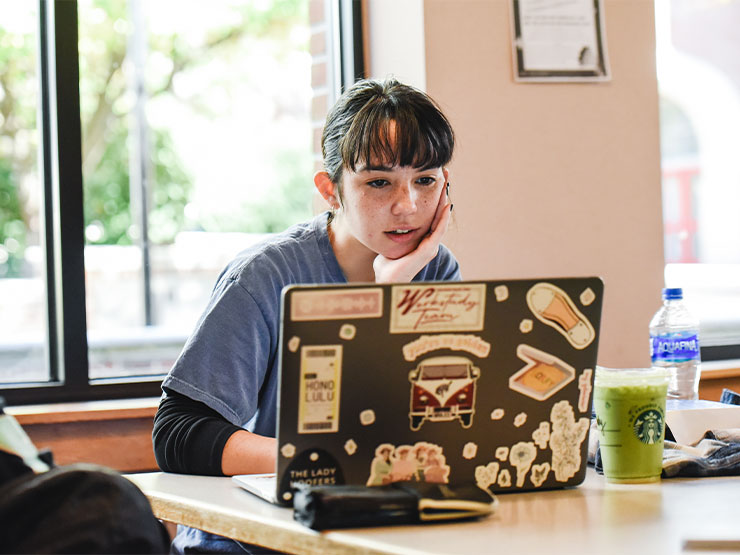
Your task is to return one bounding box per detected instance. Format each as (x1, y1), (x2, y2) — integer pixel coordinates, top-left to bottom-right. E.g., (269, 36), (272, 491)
(510, 0), (610, 82)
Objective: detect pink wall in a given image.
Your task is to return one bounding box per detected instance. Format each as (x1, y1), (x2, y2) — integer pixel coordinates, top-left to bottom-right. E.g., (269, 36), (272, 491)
(394, 0), (666, 366)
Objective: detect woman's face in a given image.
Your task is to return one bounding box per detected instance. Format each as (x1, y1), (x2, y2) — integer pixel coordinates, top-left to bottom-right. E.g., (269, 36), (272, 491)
(336, 162), (448, 260)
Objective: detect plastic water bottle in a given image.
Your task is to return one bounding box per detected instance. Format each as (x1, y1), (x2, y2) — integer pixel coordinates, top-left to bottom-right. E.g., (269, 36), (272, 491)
(649, 287), (701, 400)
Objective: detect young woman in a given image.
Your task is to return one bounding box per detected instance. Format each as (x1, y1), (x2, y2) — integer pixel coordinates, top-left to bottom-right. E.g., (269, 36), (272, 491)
(153, 78), (460, 552)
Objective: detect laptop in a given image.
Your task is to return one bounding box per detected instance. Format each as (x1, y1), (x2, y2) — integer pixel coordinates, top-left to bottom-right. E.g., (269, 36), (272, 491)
(233, 277), (604, 506)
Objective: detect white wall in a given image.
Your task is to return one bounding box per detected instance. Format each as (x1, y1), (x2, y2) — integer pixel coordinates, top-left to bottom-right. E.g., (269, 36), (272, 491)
(365, 0), (666, 367)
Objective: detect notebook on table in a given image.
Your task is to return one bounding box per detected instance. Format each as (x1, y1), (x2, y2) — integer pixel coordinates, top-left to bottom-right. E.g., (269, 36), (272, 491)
(233, 277), (604, 506)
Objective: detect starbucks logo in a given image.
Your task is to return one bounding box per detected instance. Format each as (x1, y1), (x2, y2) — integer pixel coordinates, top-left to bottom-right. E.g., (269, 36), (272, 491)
(633, 409), (663, 445)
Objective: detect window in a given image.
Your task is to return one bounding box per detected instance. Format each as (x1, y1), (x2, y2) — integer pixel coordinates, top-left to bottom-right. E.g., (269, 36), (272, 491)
(0, 0), (363, 404)
(655, 0), (740, 361)
(0, 3), (46, 383)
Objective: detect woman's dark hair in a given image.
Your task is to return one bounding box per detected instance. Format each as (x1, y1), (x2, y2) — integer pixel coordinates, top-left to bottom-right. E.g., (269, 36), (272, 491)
(321, 78), (455, 189)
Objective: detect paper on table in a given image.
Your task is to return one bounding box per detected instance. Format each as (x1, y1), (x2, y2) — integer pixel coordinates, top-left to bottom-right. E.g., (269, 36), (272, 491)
(665, 400), (740, 446)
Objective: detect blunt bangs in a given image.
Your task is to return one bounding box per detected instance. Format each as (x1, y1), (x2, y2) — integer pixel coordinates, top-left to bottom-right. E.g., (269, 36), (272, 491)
(340, 94), (454, 173)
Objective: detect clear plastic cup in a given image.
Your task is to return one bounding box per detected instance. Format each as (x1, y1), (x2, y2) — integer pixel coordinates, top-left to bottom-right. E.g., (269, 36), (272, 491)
(593, 366), (669, 483)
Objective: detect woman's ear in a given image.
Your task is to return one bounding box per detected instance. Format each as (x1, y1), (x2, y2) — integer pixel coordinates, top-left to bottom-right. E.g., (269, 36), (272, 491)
(314, 171), (340, 209)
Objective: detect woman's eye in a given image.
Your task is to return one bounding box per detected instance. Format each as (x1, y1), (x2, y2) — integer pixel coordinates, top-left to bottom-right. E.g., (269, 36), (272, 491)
(367, 179), (389, 188)
(416, 177), (436, 186)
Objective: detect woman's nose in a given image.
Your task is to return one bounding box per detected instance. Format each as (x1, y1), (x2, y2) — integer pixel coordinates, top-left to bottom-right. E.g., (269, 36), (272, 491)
(391, 183), (417, 215)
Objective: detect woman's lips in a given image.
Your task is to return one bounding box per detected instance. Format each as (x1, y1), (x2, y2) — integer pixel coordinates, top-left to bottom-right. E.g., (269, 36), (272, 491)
(384, 228), (419, 243)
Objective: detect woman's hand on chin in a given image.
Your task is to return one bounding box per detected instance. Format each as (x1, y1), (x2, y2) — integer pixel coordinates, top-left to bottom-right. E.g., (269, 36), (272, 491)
(373, 190), (452, 283)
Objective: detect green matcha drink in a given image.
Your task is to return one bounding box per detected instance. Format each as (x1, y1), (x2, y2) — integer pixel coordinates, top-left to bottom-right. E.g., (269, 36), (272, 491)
(594, 367), (669, 483)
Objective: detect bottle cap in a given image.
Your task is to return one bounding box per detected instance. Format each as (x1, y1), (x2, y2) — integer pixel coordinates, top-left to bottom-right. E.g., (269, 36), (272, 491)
(662, 287), (683, 300)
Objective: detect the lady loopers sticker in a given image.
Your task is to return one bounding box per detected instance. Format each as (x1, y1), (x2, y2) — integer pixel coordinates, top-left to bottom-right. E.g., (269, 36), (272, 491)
(298, 345), (342, 433)
(390, 283), (486, 333)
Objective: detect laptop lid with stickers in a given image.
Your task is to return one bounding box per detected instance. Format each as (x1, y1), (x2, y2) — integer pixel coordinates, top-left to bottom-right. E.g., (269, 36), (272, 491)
(270, 277), (603, 506)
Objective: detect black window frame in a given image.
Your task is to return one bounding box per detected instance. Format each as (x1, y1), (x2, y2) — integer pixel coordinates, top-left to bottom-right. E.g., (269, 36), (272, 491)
(2, 0), (364, 406)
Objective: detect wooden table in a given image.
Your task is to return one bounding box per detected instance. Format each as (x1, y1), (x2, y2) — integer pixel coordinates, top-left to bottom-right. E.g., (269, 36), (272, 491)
(127, 468), (740, 554)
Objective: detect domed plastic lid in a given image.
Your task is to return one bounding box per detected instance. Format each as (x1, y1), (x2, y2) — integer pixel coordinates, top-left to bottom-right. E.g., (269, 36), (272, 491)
(662, 287), (683, 300)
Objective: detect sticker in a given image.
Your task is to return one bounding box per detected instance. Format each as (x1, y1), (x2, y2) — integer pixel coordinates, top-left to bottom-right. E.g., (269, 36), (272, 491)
(389, 445), (416, 482)
(390, 283), (486, 333)
(463, 442), (478, 459)
(475, 462), (500, 491)
(283, 492), (293, 501)
(367, 444), (395, 486)
(339, 323), (356, 340)
(402, 334), (491, 362)
(280, 443), (296, 458)
(366, 442), (450, 486)
(509, 344), (575, 401)
(495, 446), (509, 461)
(491, 408), (505, 420)
(359, 409), (375, 426)
(580, 287), (596, 306)
(577, 368), (593, 413)
(494, 285), (509, 302)
(509, 441), (537, 487)
(519, 319), (533, 333)
(298, 345), (342, 433)
(419, 444), (450, 484)
(288, 336), (300, 352)
(530, 462), (551, 487)
(514, 412), (527, 427)
(532, 422), (551, 449)
(282, 449), (343, 492)
(408, 355), (479, 430)
(291, 288), (383, 321)
(497, 468), (512, 488)
(344, 439), (357, 455)
(550, 401), (590, 482)
(526, 282), (595, 349)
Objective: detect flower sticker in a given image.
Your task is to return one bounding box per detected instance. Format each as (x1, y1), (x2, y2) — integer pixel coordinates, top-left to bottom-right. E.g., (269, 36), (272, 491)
(497, 469), (512, 488)
(494, 285), (509, 302)
(344, 439), (357, 455)
(495, 446), (509, 461)
(491, 408), (505, 420)
(509, 441), (537, 487)
(519, 319), (533, 333)
(580, 287), (596, 306)
(339, 323), (356, 340)
(463, 442), (478, 459)
(359, 409), (375, 426)
(530, 462), (551, 487)
(514, 412), (527, 427)
(288, 336), (300, 352)
(532, 421), (551, 449)
(475, 462), (500, 490)
(280, 443), (296, 458)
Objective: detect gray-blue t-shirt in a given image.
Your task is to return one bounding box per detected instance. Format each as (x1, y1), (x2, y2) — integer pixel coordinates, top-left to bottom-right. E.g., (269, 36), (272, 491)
(161, 211), (461, 438)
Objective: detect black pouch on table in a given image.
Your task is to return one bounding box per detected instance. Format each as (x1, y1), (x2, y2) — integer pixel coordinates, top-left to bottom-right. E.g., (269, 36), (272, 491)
(292, 481), (497, 531)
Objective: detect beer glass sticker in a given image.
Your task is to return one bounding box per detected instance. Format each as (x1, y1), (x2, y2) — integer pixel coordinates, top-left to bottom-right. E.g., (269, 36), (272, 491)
(390, 283), (486, 333)
(526, 282), (595, 349)
(298, 345), (342, 434)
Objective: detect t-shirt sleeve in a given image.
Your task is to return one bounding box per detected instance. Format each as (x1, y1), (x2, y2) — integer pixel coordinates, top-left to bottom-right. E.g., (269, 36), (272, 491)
(415, 243), (461, 282)
(161, 274), (278, 427)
